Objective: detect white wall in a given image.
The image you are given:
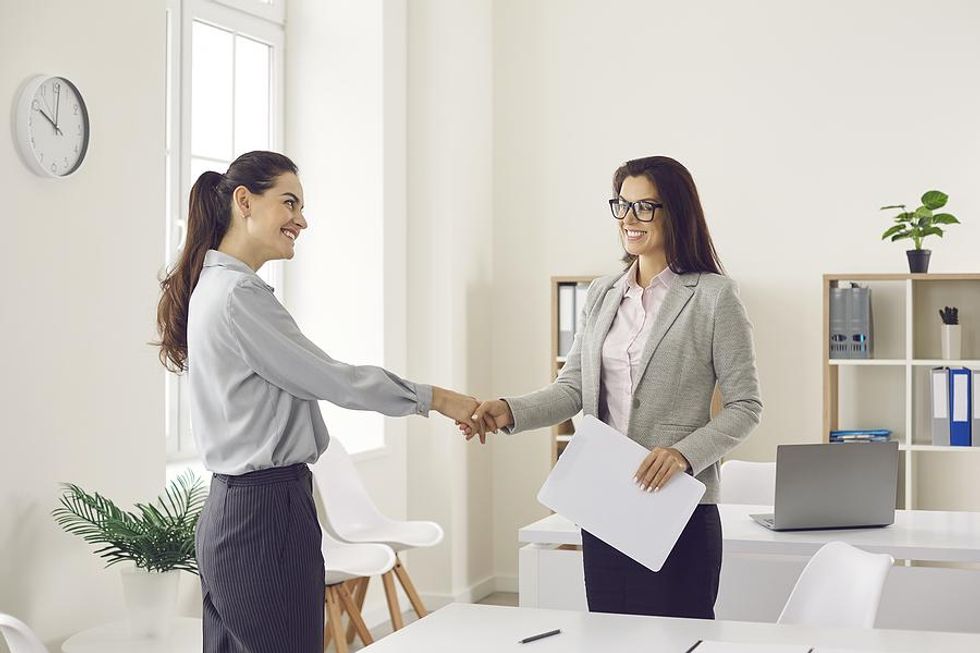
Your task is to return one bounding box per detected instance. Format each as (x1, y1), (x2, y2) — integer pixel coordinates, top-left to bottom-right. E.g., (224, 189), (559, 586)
(405, 0), (497, 602)
(0, 0), (167, 649)
(490, 0), (980, 579)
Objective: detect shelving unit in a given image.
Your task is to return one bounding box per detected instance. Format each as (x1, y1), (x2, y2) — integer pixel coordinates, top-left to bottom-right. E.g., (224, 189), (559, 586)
(550, 276), (596, 464)
(823, 273), (980, 511)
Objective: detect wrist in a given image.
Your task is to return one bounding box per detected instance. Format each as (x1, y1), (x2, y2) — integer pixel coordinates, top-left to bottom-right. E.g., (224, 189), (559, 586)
(431, 386), (446, 413)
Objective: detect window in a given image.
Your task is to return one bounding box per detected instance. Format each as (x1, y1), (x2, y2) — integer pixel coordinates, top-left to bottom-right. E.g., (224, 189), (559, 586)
(165, 0), (285, 460)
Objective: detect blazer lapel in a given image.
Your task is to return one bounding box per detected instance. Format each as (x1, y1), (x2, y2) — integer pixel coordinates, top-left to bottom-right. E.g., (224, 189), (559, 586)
(587, 283), (624, 415)
(633, 272), (700, 389)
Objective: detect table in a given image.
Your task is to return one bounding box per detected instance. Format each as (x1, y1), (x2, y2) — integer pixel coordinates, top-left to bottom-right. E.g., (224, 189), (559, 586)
(519, 505), (980, 632)
(62, 617), (202, 653)
(362, 602), (980, 652)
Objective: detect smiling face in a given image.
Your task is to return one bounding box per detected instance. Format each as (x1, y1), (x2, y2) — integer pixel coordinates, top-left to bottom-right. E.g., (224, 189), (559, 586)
(233, 172), (307, 265)
(617, 174), (664, 259)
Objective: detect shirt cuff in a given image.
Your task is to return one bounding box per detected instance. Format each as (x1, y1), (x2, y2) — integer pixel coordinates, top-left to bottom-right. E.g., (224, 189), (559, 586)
(414, 383), (433, 417)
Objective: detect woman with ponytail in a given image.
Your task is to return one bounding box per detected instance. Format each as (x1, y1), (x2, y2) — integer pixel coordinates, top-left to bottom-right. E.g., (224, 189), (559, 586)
(156, 151), (481, 652)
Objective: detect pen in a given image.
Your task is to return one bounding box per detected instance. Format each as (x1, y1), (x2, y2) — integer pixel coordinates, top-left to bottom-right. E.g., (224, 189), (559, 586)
(518, 628), (561, 644)
(683, 641), (702, 653)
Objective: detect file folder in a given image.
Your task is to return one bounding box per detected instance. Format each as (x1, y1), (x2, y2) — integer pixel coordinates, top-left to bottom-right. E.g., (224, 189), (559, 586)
(558, 284), (574, 356)
(950, 367), (972, 446)
(931, 367), (950, 446)
(829, 286), (849, 359)
(537, 416), (705, 572)
(973, 369), (980, 448)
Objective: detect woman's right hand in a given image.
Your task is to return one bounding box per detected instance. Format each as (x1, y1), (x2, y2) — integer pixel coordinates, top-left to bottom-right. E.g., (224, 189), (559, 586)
(458, 399), (514, 442)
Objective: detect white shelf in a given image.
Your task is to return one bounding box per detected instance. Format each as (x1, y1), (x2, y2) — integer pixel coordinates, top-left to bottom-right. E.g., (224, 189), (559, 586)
(901, 444), (980, 453)
(828, 359), (980, 367)
(825, 273), (980, 511)
(556, 356), (567, 363)
(556, 435), (573, 443)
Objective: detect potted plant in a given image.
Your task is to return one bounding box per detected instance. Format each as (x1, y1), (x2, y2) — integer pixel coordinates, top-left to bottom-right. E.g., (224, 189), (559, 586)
(52, 470), (205, 638)
(880, 190), (960, 273)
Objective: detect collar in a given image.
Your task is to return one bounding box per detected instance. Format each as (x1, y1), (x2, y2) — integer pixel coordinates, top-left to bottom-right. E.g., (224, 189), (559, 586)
(202, 250), (274, 292)
(616, 260), (677, 299)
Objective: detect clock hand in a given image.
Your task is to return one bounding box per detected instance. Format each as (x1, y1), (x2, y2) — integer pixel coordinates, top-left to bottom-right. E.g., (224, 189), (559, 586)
(36, 106), (63, 135)
(54, 84), (61, 127)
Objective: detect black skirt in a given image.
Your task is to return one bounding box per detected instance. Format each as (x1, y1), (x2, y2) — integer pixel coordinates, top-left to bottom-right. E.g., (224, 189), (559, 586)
(581, 503), (722, 619)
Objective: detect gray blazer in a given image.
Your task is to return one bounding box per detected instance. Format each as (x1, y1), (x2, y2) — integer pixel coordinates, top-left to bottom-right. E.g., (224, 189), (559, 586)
(504, 270), (762, 503)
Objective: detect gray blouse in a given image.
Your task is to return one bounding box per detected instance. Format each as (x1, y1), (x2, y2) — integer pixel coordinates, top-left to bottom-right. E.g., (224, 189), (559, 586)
(187, 250), (432, 475)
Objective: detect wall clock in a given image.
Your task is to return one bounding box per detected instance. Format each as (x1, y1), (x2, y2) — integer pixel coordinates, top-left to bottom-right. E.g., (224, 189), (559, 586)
(14, 75), (90, 178)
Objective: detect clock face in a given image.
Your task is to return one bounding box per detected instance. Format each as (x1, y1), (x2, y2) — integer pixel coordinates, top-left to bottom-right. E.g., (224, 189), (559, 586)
(17, 75), (90, 178)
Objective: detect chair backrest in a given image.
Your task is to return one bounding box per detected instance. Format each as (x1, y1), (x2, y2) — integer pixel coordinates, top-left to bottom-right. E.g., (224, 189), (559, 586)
(0, 614), (48, 653)
(719, 459), (776, 505)
(778, 541), (894, 629)
(310, 437), (389, 538)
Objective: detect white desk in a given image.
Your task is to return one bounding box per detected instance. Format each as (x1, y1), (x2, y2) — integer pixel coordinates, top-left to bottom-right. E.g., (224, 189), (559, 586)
(62, 617), (202, 653)
(362, 603), (980, 652)
(519, 505), (980, 632)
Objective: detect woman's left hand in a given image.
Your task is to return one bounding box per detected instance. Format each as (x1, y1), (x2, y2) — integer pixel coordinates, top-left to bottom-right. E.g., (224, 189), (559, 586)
(634, 447), (690, 492)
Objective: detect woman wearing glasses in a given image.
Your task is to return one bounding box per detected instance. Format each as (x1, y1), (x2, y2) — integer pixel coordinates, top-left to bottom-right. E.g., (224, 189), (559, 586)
(466, 155), (762, 619)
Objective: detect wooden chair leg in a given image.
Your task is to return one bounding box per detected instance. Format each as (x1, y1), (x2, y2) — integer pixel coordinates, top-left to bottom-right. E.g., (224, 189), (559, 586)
(338, 582), (374, 647)
(345, 577), (369, 644)
(381, 570), (405, 631)
(393, 558), (429, 618)
(323, 587), (333, 650)
(325, 585), (349, 653)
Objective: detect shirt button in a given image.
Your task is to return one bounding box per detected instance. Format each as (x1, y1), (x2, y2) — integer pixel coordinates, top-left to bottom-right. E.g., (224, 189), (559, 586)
(632, 398), (640, 409)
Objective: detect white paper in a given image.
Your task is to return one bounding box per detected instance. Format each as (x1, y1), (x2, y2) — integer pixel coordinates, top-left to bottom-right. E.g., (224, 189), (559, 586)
(953, 373), (968, 422)
(537, 416), (705, 572)
(932, 372), (948, 419)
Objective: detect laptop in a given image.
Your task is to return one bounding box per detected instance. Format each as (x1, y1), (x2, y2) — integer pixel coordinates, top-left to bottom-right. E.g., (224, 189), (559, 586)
(750, 441), (899, 531)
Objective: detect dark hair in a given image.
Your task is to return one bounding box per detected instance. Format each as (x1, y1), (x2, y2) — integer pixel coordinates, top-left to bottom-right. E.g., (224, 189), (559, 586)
(613, 155), (723, 276)
(155, 150), (298, 372)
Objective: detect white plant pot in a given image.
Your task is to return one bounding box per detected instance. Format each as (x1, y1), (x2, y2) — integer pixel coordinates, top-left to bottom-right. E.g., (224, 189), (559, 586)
(941, 324), (962, 360)
(120, 566), (180, 639)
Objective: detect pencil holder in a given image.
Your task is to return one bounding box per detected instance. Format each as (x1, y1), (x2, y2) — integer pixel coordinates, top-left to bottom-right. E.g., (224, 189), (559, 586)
(941, 324), (962, 360)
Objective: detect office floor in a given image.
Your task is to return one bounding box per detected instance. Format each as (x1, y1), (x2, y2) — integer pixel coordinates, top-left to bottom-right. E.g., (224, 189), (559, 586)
(349, 593), (518, 651)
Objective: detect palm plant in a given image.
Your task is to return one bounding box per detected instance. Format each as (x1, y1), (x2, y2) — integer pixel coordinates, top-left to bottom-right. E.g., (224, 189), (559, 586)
(52, 470), (206, 574)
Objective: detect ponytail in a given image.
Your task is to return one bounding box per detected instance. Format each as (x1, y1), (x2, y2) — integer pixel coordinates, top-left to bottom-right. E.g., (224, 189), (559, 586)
(156, 171), (230, 372)
(155, 151), (298, 372)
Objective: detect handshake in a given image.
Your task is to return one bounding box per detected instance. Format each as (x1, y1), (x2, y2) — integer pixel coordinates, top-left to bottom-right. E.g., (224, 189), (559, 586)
(431, 387), (514, 444)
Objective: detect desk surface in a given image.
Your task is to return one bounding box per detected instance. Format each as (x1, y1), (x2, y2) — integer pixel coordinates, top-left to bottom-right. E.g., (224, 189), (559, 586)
(519, 505), (980, 562)
(61, 617), (201, 653)
(364, 603), (980, 652)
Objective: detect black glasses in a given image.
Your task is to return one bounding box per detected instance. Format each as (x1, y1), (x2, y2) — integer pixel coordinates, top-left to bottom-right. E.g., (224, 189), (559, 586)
(609, 198), (663, 222)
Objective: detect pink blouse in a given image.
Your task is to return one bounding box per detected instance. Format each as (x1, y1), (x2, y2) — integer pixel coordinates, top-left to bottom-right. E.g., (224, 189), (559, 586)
(598, 261), (677, 434)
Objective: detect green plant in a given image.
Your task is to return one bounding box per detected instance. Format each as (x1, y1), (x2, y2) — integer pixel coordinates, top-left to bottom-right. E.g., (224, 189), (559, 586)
(880, 190), (960, 250)
(52, 470), (206, 574)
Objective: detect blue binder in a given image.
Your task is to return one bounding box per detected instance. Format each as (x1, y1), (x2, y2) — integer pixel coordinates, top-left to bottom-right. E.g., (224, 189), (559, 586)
(949, 367), (973, 447)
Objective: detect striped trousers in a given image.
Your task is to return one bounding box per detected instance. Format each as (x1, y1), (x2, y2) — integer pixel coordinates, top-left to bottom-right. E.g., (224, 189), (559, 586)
(582, 503), (722, 619)
(195, 463), (325, 652)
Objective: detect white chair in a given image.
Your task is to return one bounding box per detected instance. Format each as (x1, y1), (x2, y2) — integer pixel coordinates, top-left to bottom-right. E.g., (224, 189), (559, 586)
(320, 526), (396, 653)
(311, 439), (444, 636)
(778, 541), (894, 629)
(719, 459), (776, 505)
(0, 614), (48, 653)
